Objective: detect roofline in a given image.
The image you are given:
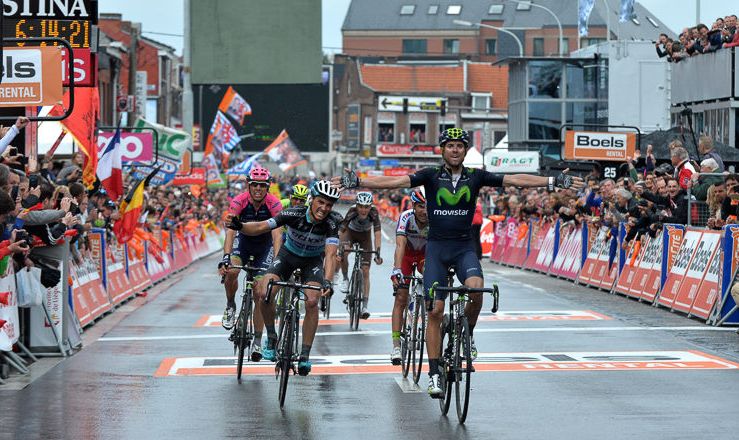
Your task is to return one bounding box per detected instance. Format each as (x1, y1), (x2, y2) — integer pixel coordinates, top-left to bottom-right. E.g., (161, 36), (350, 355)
(356, 59), (374, 91)
(492, 55), (598, 66)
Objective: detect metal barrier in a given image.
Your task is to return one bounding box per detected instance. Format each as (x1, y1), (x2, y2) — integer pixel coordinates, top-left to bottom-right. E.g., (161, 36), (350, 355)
(687, 172), (726, 227)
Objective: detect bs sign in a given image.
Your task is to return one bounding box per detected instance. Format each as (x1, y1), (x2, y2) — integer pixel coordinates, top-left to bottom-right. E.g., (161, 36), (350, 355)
(564, 130), (636, 161)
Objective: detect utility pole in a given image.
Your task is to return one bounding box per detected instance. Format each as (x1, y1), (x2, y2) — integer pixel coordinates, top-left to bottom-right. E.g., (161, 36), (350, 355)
(183, 0), (193, 138)
(128, 22), (139, 124)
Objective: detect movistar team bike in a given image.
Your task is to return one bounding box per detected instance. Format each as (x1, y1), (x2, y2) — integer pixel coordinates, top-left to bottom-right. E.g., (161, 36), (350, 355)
(432, 269), (499, 424)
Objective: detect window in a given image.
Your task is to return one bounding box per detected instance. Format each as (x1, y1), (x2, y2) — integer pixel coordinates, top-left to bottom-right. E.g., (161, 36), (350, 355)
(631, 17), (640, 25)
(516, 1), (531, 11)
(403, 39), (427, 54)
(493, 131), (506, 146)
(378, 122), (395, 142)
(533, 38), (544, 56)
(443, 39), (460, 54)
(485, 39), (497, 55)
(472, 93), (491, 112)
(528, 61), (562, 98)
(428, 5), (438, 14)
(646, 16), (659, 27)
(488, 4), (503, 14)
(561, 38), (570, 54)
(528, 102), (561, 140)
(446, 5), (461, 15)
(400, 5), (415, 15)
(409, 123), (427, 144)
(583, 37), (605, 47)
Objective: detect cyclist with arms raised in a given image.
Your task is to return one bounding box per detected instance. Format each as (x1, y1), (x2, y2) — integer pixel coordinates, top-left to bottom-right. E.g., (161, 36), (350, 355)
(220, 166), (283, 361)
(228, 180), (342, 376)
(338, 191), (383, 319)
(390, 189), (428, 365)
(333, 128), (583, 397)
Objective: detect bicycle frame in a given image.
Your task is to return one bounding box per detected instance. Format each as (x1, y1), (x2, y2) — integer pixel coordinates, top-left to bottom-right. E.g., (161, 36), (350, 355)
(342, 242), (378, 330)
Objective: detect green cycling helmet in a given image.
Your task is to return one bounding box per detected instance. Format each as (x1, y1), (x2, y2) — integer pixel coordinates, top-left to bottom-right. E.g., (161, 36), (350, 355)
(292, 184), (309, 200)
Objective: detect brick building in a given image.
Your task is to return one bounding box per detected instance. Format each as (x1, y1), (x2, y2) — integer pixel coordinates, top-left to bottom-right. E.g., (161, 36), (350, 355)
(334, 55), (508, 169)
(342, 0), (672, 62)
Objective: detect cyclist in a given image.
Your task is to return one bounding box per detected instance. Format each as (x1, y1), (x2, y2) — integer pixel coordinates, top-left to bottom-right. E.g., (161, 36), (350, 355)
(281, 184), (309, 209)
(338, 191), (383, 319)
(334, 127), (583, 397)
(228, 180), (342, 376)
(220, 166), (283, 361)
(390, 189), (428, 365)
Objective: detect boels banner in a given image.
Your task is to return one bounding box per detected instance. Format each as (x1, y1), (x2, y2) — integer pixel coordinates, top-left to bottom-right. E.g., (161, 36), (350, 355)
(0, 47), (63, 107)
(563, 130), (636, 162)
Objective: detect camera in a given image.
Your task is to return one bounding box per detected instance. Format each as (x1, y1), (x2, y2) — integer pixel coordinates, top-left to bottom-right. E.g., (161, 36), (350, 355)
(15, 230), (33, 248)
(29, 174), (39, 188)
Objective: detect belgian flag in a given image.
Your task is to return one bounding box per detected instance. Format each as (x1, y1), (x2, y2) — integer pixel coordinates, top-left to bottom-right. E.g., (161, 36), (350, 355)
(113, 168), (160, 244)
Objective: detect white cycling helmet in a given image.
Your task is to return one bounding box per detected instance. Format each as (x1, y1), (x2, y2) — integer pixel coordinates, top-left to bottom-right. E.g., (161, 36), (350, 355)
(311, 180), (341, 201)
(356, 191), (373, 206)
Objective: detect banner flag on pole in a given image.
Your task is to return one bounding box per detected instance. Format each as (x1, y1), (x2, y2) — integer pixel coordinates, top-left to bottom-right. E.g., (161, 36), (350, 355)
(263, 130), (307, 172)
(205, 111), (240, 158)
(204, 153), (224, 186)
(227, 153), (262, 175)
(96, 127), (124, 201)
(619, 0), (636, 22)
(218, 86), (252, 126)
(579, 0), (596, 36)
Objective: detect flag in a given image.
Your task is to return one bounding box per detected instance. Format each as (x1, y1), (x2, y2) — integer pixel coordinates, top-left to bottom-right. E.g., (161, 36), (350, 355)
(96, 128), (124, 201)
(48, 87), (100, 189)
(114, 167), (159, 244)
(205, 111), (240, 157)
(579, 0), (596, 36)
(218, 86), (252, 125)
(227, 153), (262, 175)
(204, 153), (224, 186)
(264, 130), (306, 172)
(619, 0), (636, 22)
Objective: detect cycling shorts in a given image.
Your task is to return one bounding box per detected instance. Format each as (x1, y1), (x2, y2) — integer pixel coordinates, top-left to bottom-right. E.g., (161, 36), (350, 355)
(340, 228), (373, 266)
(423, 239), (483, 301)
(231, 238), (273, 276)
(266, 247), (325, 285)
(400, 248), (425, 277)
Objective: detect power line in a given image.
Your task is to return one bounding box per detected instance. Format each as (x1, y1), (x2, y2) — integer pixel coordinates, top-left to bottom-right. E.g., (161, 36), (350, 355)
(142, 30), (184, 37)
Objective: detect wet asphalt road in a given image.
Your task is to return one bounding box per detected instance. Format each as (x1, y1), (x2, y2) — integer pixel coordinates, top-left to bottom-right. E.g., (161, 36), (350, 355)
(2, 219), (739, 440)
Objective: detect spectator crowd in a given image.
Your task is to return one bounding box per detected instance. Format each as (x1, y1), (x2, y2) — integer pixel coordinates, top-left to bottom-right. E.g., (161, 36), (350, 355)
(655, 14), (739, 62)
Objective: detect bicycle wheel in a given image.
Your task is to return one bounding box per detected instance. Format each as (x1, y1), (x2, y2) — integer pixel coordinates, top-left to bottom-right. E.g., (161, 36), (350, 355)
(455, 317), (472, 423)
(277, 312), (293, 409)
(412, 298), (426, 385)
(400, 301), (410, 377)
(350, 271), (363, 331)
(438, 314), (452, 415)
(235, 295), (253, 381)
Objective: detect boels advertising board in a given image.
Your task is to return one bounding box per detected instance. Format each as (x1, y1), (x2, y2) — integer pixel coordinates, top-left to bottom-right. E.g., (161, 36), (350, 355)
(563, 130), (636, 162)
(0, 46), (63, 107)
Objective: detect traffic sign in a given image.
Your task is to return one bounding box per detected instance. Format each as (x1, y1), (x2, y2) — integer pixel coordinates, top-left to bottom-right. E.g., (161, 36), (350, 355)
(378, 95), (446, 113)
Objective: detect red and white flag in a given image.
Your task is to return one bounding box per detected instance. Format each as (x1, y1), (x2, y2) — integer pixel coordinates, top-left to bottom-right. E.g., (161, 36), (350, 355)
(97, 128), (124, 200)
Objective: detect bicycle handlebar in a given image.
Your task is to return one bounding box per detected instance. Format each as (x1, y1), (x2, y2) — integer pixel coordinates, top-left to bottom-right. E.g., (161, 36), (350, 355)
(264, 280), (323, 304)
(433, 285), (500, 313)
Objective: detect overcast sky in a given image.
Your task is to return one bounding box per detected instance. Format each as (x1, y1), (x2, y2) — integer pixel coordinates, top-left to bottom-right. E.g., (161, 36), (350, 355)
(99, 0), (736, 55)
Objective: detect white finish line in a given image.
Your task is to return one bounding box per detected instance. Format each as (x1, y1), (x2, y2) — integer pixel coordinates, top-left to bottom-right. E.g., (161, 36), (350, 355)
(98, 325), (737, 342)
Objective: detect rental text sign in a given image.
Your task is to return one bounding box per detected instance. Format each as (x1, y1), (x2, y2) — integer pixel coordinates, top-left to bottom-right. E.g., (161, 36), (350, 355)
(0, 46), (63, 107)
(564, 130), (636, 161)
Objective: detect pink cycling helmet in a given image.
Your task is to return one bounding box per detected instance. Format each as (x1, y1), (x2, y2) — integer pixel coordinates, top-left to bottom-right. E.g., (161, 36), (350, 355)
(248, 165), (271, 183)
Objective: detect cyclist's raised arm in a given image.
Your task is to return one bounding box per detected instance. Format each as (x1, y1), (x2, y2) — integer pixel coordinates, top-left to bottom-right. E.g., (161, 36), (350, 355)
(501, 169), (584, 190)
(238, 220), (273, 236)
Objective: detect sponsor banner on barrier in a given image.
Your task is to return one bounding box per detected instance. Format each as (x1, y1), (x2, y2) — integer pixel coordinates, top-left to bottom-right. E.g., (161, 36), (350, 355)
(718, 225), (739, 324)
(658, 230), (703, 309)
(691, 242), (722, 320)
(523, 221), (549, 270)
(532, 224), (557, 272)
(155, 350), (739, 377)
(635, 233), (665, 302)
(578, 227), (608, 284)
(106, 241), (134, 305)
(615, 236), (649, 297)
(673, 230), (721, 314)
(69, 259), (111, 327)
(28, 245), (69, 349)
(490, 220), (507, 263)
(480, 218), (494, 257)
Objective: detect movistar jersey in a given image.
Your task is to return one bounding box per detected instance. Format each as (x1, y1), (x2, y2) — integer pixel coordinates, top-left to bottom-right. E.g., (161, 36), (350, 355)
(408, 166), (503, 240)
(266, 206), (342, 257)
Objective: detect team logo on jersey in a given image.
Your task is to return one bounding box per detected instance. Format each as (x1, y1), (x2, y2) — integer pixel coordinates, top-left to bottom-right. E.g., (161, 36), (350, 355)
(436, 186), (471, 206)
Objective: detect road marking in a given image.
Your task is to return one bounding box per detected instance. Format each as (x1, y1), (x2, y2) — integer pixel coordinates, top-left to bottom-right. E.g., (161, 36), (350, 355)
(100, 325), (737, 342)
(394, 377), (424, 393)
(154, 350), (739, 377)
(193, 310), (612, 327)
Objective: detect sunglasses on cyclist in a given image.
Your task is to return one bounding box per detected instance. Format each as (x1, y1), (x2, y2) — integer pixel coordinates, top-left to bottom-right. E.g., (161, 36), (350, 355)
(249, 182), (269, 189)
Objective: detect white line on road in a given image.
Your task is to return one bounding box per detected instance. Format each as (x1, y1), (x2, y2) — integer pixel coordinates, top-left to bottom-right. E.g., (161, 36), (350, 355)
(394, 377), (424, 393)
(98, 325), (737, 342)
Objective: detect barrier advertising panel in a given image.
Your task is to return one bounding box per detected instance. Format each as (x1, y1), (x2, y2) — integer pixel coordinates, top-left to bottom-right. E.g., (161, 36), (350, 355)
(690, 243), (722, 320)
(717, 225), (739, 325)
(658, 230), (703, 309)
(673, 230), (721, 314)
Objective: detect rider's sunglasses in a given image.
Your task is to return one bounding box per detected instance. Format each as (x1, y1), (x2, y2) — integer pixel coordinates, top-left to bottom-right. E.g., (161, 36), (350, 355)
(249, 182), (269, 189)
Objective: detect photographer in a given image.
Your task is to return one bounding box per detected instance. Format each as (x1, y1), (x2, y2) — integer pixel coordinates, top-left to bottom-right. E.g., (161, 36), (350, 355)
(0, 117), (30, 159)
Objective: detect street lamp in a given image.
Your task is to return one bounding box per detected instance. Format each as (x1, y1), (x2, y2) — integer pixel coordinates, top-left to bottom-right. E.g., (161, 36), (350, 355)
(506, 0), (564, 56)
(453, 19), (524, 57)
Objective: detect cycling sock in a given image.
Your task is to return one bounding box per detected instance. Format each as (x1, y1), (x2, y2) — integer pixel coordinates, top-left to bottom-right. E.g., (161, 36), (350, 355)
(392, 331), (401, 344)
(428, 358), (440, 376)
(266, 325), (277, 347)
(253, 332), (262, 346)
(227, 301), (236, 309)
(300, 344), (312, 360)
(468, 324), (475, 336)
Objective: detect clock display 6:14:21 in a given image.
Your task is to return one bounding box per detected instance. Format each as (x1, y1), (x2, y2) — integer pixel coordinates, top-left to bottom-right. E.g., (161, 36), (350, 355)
(13, 19), (90, 48)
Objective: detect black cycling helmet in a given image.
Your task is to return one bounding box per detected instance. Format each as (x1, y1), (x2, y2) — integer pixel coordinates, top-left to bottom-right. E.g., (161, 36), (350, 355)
(438, 127), (470, 148)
